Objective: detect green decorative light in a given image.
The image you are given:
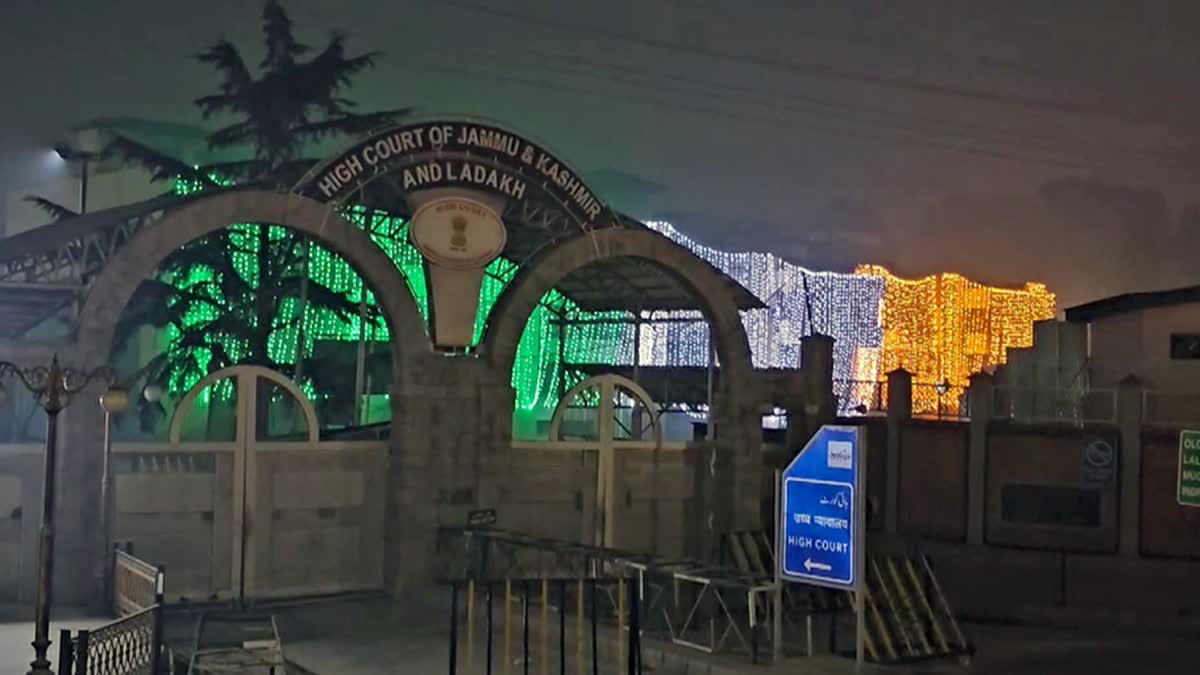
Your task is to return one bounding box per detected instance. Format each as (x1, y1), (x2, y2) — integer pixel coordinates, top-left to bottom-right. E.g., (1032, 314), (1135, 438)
(162, 179), (625, 415)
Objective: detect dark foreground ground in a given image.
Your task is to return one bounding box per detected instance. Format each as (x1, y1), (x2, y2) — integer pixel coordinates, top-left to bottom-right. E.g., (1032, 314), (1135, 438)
(3, 597), (1197, 674)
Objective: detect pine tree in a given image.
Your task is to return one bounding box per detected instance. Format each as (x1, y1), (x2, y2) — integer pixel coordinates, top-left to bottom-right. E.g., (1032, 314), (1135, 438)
(33, 1), (410, 430)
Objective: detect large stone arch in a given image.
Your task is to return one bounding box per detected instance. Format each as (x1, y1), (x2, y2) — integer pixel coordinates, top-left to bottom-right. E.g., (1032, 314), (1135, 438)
(480, 227), (765, 541)
(76, 190), (428, 370)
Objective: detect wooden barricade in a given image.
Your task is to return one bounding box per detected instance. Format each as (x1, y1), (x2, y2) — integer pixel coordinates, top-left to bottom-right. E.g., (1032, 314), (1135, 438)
(724, 531), (972, 665)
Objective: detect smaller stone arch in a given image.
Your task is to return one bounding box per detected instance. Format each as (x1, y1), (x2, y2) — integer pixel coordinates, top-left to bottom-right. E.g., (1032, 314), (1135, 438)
(548, 373), (663, 446)
(480, 227), (759, 413)
(168, 365), (319, 444)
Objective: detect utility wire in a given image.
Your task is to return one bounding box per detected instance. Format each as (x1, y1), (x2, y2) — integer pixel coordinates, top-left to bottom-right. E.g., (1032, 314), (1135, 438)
(423, 39), (1181, 168)
(436, 0), (1105, 117)
(408, 58), (1088, 170)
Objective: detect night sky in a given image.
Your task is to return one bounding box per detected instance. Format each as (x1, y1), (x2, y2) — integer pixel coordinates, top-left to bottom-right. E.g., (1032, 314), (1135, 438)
(3, 0), (1200, 308)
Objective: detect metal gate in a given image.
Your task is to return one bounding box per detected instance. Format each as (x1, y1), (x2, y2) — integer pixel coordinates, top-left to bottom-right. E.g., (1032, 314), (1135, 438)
(113, 365), (386, 603)
(512, 373), (685, 552)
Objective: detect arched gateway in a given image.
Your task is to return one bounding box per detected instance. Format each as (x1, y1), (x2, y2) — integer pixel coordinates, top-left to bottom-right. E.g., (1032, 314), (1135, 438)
(53, 117), (767, 603)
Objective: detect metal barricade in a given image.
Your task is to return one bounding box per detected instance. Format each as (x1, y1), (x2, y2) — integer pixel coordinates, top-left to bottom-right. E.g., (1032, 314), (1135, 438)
(447, 576), (641, 675)
(58, 550), (166, 675)
(113, 548), (162, 618)
(447, 527), (777, 663)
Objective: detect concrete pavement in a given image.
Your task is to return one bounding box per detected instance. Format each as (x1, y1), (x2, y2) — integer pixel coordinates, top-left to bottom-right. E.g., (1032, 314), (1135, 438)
(7, 596), (1197, 675)
(0, 604), (109, 675)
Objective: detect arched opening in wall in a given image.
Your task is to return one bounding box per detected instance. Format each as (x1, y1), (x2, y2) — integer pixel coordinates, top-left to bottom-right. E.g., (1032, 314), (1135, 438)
(495, 245), (762, 444)
(90, 195), (425, 442)
(112, 364), (385, 603)
(486, 229), (762, 556)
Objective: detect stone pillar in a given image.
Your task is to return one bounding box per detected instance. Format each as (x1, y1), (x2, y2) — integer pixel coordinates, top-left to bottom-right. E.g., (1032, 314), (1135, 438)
(385, 355), (515, 590)
(782, 395), (807, 455)
(799, 334), (836, 437)
(709, 385), (762, 554)
(59, 386), (106, 609)
(966, 372), (994, 545)
(1116, 376), (1144, 558)
(884, 369), (912, 534)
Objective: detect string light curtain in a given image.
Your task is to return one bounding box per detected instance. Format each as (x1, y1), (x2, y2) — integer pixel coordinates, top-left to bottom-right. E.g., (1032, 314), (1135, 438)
(163, 178), (1054, 420)
(855, 264), (1056, 412)
(644, 221), (884, 383)
(166, 179), (628, 413)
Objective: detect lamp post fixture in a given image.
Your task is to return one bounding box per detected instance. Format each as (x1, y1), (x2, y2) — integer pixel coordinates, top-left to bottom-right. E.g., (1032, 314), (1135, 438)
(53, 144), (100, 215)
(935, 378), (952, 396)
(96, 386), (129, 613)
(0, 355), (118, 675)
(935, 379), (953, 418)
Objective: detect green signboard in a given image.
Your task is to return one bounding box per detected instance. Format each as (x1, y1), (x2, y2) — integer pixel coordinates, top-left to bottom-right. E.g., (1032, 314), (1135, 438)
(1179, 430), (1200, 507)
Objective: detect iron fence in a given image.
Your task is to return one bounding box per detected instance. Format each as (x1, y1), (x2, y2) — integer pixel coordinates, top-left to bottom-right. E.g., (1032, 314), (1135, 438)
(1142, 390), (1200, 426)
(57, 550), (166, 675)
(834, 380), (885, 417)
(447, 528), (777, 663)
(912, 383), (968, 420)
(447, 577), (643, 675)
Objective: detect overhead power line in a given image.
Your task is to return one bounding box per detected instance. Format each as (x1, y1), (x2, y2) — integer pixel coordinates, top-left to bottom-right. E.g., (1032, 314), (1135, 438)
(424, 40), (1179, 169)
(437, 0), (1105, 117)
(406, 58), (1089, 170)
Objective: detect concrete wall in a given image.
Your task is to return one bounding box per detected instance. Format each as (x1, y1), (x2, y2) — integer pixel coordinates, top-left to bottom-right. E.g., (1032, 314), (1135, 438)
(985, 426), (1119, 552)
(1088, 311), (1144, 387)
(1083, 301), (1200, 389)
(0, 446), (41, 604)
(875, 373), (1200, 624)
(1140, 430), (1200, 558)
(997, 319), (1088, 392)
(898, 421), (968, 541)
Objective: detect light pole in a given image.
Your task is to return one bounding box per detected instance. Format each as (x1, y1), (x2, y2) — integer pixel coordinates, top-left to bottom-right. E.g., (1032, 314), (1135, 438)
(53, 145), (99, 215)
(0, 355), (118, 675)
(95, 386), (129, 613)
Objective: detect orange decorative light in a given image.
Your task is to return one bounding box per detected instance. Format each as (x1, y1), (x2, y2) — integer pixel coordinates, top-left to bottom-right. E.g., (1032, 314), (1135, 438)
(853, 265), (1056, 414)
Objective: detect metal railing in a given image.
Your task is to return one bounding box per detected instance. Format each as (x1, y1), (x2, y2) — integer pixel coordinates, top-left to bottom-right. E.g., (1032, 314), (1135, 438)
(448, 527), (777, 662)
(912, 383), (968, 420)
(57, 550), (166, 675)
(834, 380), (885, 417)
(991, 387), (1117, 425)
(1142, 390), (1200, 427)
(447, 577), (642, 675)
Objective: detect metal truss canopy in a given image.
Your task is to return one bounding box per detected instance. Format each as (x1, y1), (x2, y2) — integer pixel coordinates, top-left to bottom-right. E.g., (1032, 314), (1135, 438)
(0, 189), (761, 338)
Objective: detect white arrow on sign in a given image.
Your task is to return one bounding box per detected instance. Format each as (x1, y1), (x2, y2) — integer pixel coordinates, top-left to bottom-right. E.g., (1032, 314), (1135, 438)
(804, 558), (832, 573)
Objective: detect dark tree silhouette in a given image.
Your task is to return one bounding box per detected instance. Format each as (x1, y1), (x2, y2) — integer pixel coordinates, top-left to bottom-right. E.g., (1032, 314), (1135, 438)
(32, 0), (410, 429)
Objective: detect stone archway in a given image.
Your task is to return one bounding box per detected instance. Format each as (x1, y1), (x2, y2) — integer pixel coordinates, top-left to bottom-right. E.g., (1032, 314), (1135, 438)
(76, 190), (428, 369)
(481, 227), (764, 539)
(67, 190), (431, 599)
(481, 227), (755, 395)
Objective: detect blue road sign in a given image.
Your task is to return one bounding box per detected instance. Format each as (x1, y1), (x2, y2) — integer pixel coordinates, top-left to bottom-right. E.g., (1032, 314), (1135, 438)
(778, 425), (863, 590)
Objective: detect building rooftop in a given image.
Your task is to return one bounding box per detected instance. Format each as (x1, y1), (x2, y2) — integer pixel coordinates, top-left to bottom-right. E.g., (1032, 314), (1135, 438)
(1065, 284), (1200, 322)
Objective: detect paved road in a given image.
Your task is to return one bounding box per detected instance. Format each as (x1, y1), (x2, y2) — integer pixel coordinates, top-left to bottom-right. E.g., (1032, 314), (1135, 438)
(0, 605), (109, 674)
(7, 598), (1197, 675)
(936, 623), (1198, 675)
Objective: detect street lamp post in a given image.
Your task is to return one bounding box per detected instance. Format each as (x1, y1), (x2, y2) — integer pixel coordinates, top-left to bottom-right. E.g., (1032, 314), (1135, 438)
(53, 145), (99, 215)
(96, 386), (129, 613)
(0, 355), (117, 675)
